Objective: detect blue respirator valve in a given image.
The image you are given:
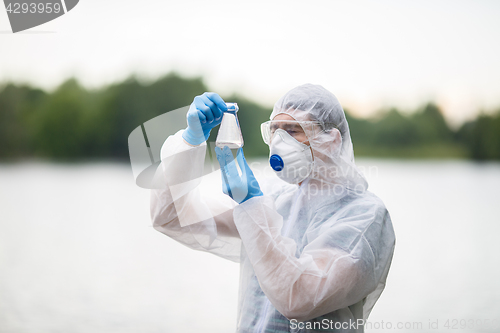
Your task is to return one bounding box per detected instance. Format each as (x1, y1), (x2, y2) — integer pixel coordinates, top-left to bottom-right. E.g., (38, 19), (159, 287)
(269, 154), (284, 171)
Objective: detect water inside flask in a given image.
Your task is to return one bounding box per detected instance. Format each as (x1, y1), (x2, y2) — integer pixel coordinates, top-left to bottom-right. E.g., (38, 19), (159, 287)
(216, 103), (244, 149)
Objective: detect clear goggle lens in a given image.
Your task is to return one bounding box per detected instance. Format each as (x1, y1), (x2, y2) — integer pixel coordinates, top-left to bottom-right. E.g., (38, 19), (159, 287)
(260, 120), (332, 145)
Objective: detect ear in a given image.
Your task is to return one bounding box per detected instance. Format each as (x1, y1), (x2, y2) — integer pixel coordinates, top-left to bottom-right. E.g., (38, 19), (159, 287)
(328, 128), (342, 156)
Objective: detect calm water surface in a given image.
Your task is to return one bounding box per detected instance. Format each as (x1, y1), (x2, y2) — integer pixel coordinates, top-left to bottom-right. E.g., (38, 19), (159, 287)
(0, 160), (499, 333)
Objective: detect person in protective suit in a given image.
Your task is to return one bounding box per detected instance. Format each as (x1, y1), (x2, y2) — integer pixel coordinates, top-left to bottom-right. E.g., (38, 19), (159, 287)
(150, 84), (395, 333)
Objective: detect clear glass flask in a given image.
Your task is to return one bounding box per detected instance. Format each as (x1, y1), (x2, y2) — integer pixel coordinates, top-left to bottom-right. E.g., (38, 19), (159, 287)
(216, 103), (244, 148)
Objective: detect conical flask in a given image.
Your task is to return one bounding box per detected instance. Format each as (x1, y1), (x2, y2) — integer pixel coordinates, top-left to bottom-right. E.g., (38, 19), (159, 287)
(216, 103), (244, 149)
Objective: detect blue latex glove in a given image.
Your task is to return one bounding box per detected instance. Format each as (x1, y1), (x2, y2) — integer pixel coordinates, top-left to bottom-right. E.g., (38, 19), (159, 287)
(215, 146), (263, 204)
(182, 92), (228, 146)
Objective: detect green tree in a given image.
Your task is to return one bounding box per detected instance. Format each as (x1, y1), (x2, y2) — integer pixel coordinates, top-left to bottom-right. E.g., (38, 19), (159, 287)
(97, 73), (208, 159)
(0, 83), (46, 159)
(1, 75), (499, 161)
(345, 109), (376, 150)
(412, 103), (453, 144)
(29, 78), (90, 159)
(372, 108), (420, 147)
(457, 110), (500, 160)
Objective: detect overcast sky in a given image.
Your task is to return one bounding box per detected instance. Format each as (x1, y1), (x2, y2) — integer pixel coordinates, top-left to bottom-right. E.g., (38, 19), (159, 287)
(1, 0), (499, 125)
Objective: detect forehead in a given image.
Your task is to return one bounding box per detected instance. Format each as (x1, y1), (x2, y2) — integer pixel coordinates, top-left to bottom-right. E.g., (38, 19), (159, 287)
(272, 110), (313, 122)
(272, 113), (296, 121)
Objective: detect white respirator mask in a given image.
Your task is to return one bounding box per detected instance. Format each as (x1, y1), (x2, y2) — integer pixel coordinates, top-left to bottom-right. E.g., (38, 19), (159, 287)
(269, 129), (313, 184)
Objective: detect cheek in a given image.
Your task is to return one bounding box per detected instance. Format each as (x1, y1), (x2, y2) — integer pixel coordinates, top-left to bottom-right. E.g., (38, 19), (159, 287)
(296, 133), (308, 143)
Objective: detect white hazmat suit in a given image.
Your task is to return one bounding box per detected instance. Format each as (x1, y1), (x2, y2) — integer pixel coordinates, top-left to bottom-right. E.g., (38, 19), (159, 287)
(150, 84), (395, 332)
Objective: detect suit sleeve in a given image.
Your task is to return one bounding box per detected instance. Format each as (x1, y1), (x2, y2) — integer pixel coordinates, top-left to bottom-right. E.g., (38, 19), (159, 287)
(151, 130), (241, 262)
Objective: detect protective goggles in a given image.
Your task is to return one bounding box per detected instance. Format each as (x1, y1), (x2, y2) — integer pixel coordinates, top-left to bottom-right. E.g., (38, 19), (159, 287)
(261, 120), (331, 145)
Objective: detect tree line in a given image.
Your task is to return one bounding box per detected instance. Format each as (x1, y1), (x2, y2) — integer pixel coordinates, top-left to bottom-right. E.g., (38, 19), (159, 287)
(1, 73), (499, 161)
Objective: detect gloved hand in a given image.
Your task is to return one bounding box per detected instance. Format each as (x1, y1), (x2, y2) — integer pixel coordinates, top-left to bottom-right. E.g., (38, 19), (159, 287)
(182, 92), (228, 146)
(215, 146), (263, 204)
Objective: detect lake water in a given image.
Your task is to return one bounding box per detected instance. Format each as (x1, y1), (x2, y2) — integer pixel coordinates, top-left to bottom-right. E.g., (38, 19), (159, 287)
(1, 159), (499, 333)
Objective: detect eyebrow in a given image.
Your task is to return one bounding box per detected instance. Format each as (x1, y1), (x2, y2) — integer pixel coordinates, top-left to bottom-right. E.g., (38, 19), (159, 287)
(270, 123), (304, 131)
